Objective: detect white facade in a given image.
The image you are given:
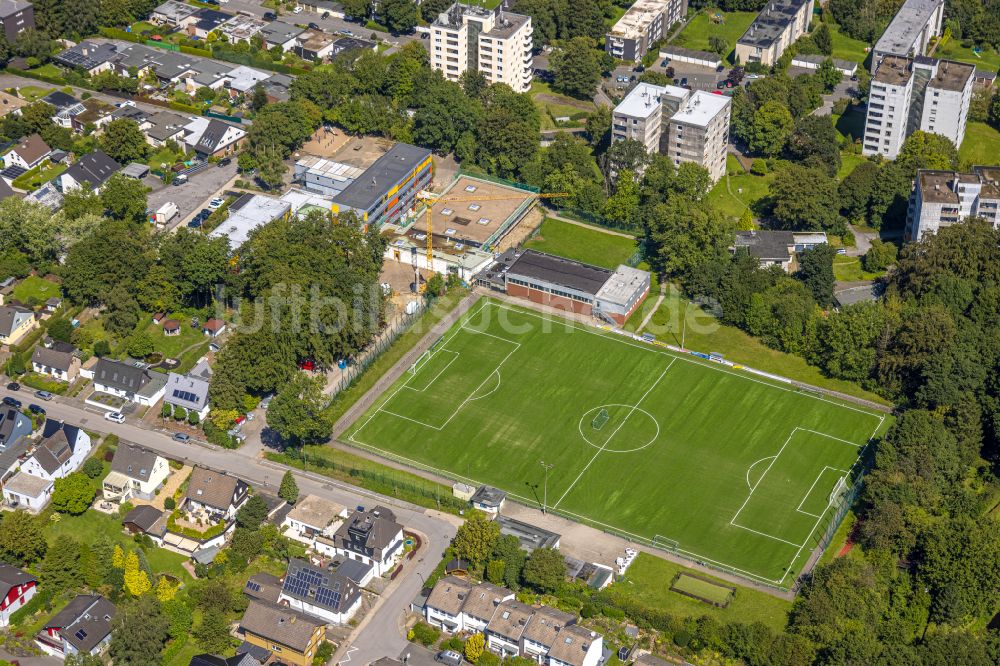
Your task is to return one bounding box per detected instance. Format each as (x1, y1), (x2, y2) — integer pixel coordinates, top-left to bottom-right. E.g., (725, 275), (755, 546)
(873, 0), (945, 63)
(20, 430), (92, 483)
(430, 4), (533, 93)
(906, 167), (1000, 241)
(863, 56), (974, 159)
(280, 592), (361, 625)
(606, 0), (687, 62)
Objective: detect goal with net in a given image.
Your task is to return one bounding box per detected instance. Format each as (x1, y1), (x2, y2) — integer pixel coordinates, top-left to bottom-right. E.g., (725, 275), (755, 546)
(828, 476), (848, 506)
(410, 350), (434, 375)
(592, 408), (609, 430)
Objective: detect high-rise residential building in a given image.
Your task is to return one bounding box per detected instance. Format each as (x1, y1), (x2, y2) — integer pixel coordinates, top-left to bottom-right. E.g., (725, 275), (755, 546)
(872, 0), (945, 65)
(0, 0), (33, 44)
(430, 3), (533, 93)
(605, 0), (688, 62)
(863, 55), (974, 159)
(906, 167), (1000, 242)
(612, 84), (731, 182)
(735, 0), (813, 67)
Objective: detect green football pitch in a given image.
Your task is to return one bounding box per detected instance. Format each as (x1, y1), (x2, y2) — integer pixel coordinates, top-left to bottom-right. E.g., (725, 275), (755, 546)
(346, 299), (888, 587)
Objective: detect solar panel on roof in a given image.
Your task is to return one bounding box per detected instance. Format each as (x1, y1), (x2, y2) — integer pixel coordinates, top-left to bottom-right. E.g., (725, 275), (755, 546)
(246, 580), (261, 592)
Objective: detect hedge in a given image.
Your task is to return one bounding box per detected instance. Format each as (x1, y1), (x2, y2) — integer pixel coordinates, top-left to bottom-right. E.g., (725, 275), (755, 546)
(166, 509), (228, 541)
(169, 100), (201, 115)
(5, 66), (67, 85)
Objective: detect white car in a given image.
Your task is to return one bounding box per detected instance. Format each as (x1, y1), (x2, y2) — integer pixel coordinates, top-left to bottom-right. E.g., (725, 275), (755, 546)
(208, 197), (225, 210)
(293, 5), (303, 13)
(105, 411), (125, 424)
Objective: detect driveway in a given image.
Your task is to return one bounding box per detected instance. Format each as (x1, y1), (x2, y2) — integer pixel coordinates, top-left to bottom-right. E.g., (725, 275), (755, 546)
(147, 160), (238, 231)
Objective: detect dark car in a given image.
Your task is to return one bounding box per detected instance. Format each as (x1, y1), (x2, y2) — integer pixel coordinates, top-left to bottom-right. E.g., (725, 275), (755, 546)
(716, 80), (727, 89)
(3, 396), (21, 408)
(717, 64), (726, 72)
(322, 11), (330, 18)
(218, 156), (232, 167)
(263, 11), (277, 20)
(634, 64), (645, 73)
(680, 77), (688, 87)
(309, 22), (320, 30)
(6, 382), (18, 391)
(28, 404), (44, 415)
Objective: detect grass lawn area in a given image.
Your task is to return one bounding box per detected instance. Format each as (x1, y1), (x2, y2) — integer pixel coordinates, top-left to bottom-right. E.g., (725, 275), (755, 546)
(608, 4), (627, 26)
(347, 298), (890, 587)
(933, 40), (1000, 73)
(838, 151), (867, 180)
(142, 315), (209, 360)
(17, 85), (53, 101)
(611, 553), (791, 630)
(147, 146), (184, 170)
(671, 572), (735, 605)
(530, 80), (596, 130)
(834, 256), (881, 282)
(130, 20), (159, 35)
(832, 108), (867, 144)
(671, 8), (757, 63)
(25, 63), (64, 79)
(959, 122), (1000, 167)
(11, 161), (66, 192)
(12, 275), (60, 304)
(525, 217), (638, 269)
(827, 22), (871, 64)
(624, 285), (888, 404)
(707, 156), (775, 220)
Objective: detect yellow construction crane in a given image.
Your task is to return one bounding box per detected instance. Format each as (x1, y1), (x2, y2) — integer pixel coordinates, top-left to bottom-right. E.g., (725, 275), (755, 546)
(415, 190), (569, 267)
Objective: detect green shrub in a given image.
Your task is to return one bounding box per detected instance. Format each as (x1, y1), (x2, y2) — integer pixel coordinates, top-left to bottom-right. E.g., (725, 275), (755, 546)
(82, 457), (104, 479)
(750, 159), (769, 176)
(674, 630), (691, 647)
(408, 621), (440, 647)
(164, 496), (176, 510)
(841, 229), (857, 247)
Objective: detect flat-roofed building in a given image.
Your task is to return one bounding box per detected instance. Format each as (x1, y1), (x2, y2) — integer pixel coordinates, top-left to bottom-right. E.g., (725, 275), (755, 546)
(430, 3), (533, 93)
(873, 0), (945, 64)
(330, 143), (433, 228)
(606, 0), (687, 62)
(735, 0), (813, 67)
(732, 230), (828, 272)
(863, 55), (974, 159)
(906, 167), (1000, 241)
(294, 156), (364, 197)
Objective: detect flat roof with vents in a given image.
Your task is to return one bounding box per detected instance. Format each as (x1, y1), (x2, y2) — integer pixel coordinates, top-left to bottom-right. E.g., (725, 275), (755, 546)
(411, 175), (535, 246)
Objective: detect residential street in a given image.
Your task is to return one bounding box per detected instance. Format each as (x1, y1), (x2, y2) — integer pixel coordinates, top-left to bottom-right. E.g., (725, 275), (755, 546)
(0, 387), (458, 665)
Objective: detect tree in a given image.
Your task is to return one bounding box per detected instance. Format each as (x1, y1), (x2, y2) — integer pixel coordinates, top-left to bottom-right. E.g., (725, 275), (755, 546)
(99, 118), (149, 165)
(816, 59), (842, 92)
(125, 331), (154, 359)
(279, 470), (299, 504)
(51, 473), (95, 515)
(585, 106), (611, 150)
(81, 457), (104, 479)
(452, 511), (500, 566)
(48, 317), (73, 343)
(522, 547), (565, 592)
(340, 0), (370, 21)
(491, 534), (525, 590)
(465, 633), (486, 664)
(786, 115), (841, 176)
(863, 239), (898, 272)
(194, 608), (232, 653)
(250, 83), (269, 112)
(41, 536), (82, 593)
(896, 131), (959, 173)
(123, 549), (151, 596)
(708, 35), (729, 54)
(266, 373), (334, 445)
(738, 208), (755, 230)
(796, 244), (836, 307)
(61, 187), (104, 221)
(603, 169), (639, 226)
(749, 101), (794, 156)
(109, 595), (170, 665)
(813, 22), (833, 55)
(236, 494), (269, 530)
(769, 165), (844, 233)
(381, 0), (419, 33)
(486, 559), (506, 585)
(643, 200), (733, 279)
(0, 510), (46, 564)
(606, 138), (650, 179)
(551, 37), (601, 99)
(100, 174), (149, 223)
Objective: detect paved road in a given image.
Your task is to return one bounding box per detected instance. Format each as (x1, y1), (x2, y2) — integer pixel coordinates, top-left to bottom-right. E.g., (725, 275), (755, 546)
(147, 160), (238, 231)
(1, 387), (457, 665)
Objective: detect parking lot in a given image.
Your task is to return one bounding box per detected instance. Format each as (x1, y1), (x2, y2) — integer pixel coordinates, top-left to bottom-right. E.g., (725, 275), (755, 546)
(146, 160), (239, 231)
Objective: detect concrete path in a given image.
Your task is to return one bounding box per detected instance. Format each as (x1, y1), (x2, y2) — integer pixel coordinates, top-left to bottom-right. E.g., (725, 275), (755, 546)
(636, 282), (667, 332)
(542, 210), (638, 239)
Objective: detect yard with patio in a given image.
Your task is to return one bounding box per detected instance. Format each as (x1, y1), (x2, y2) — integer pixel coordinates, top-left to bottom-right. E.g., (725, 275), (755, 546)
(670, 8), (757, 63)
(11, 160), (66, 192)
(144, 314), (211, 364)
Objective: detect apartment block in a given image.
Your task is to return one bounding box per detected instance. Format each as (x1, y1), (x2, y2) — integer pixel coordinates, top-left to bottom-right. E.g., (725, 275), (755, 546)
(873, 0), (945, 64)
(863, 56), (974, 159)
(430, 3), (533, 93)
(0, 0), (33, 44)
(605, 0), (688, 62)
(735, 0), (813, 67)
(612, 84), (731, 182)
(906, 167), (1000, 241)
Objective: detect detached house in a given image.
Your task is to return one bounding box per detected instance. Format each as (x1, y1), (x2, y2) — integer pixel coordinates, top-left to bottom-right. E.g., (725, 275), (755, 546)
(183, 118), (246, 158)
(239, 600), (325, 666)
(91, 357), (167, 407)
(277, 558), (364, 624)
(0, 304), (36, 346)
(57, 150), (122, 193)
(184, 465), (249, 521)
(281, 494), (348, 547)
(102, 442), (169, 502)
(330, 506), (404, 577)
(5, 422), (93, 511)
(3, 133), (50, 170)
(0, 562), (37, 626)
(0, 405), (32, 450)
(164, 359), (212, 419)
(36, 595), (116, 659)
(31, 345), (80, 383)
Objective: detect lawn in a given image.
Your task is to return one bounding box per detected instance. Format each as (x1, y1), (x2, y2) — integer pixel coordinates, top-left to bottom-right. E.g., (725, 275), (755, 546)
(11, 276), (60, 304)
(525, 217), (638, 269)
(671, 8), (757, 63)
(147, 146), (184, 171)
(24, 63), (65, 79)
(17, 85), (53, 101)
(623, 285), (888, 404)
(834, 256), (881, 282)
(838, 150), (867, 180)
(530, 80), (596, 130)
(610, 553), (791, 630)
(933, 39), (1000, 73)
(832, 107), (867, 144)
(11, 160), (66, 192)
(346, 298), (890, 588)
(706, 155), (775, 220)
(827, 22), (871, 64)
(959, 122), (1000, 167)
(142, 314), (209, 360)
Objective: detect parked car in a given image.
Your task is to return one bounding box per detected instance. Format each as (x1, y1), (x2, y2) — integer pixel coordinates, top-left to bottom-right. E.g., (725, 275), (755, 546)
(218, 157), (232, 167)
(293, 5), (303, 13)
(28, 404), (44, 415)
(263, 11), (277, 20)
(105, 412), (125, 424)
(716, 80), (727, 89)
(260, 393), (275, 409)
(173, 173), (188, 186)
(746, 73), (762, 80)
(208, 197), (225, 210)
(836, 248), (848, 255)
(436, 652), (462, 666)
(322, 11), (330, 18)
(717, 64), (726, 72)
(34, 390), (52, 401)
(173, 433), (191, 442)
(309, 22), (320, 30)
(6, 382), (18, 391)
(2, 396), (21, 407)
(680, 77), (688, 87)
(339, 29), (353, 36)
(634, 64), (645, 73)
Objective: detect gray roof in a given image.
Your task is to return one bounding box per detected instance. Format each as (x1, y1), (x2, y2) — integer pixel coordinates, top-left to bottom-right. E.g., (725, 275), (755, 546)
(11, 134), (50, 165)
(281, 558), (361, 615)
(506, 250), (612, 297)
(0, 178), (13, 201)
(240, 600), (322, 653)
(121, 162), (150, 179)
(874, 0), (944, 57)
(62, 150), (121, 189)
(32, 429), (74, 475)
(190, 654), (262, 666)
(260, 20), (304, 44)
(45, 595), (116, 655)
(497, 515), (561, 551)
(122, 504), (166, 533)
(110, 442), (160, 482)
(471, 485), (506, 508)
(738, 0), (812, 49)
(194, 118), (236, 154)
(0, 304), (32, 337)
(165, 369), (210, 411)
(733, 230), (798, 261)
(185, 466), (245, 511)
(425, 576), (472, 616)
(244, 572), (283, 604)
(153, 0), (199, 22)
(332, 143), (431, 213)
(41, 91), (80, 111)
(146, 111), (190, 141)
(93, 357), (150, 393)
(0, 0), (31, 19)
(0, 562), (35, 601)
(335, 506), (402, 558)
(0, 422), (30, 472)
(55, 42), (120, 71)
(32, 346), (75, 372)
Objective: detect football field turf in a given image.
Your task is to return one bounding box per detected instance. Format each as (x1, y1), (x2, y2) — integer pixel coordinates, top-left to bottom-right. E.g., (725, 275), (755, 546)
(346, 298), (888, 587)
